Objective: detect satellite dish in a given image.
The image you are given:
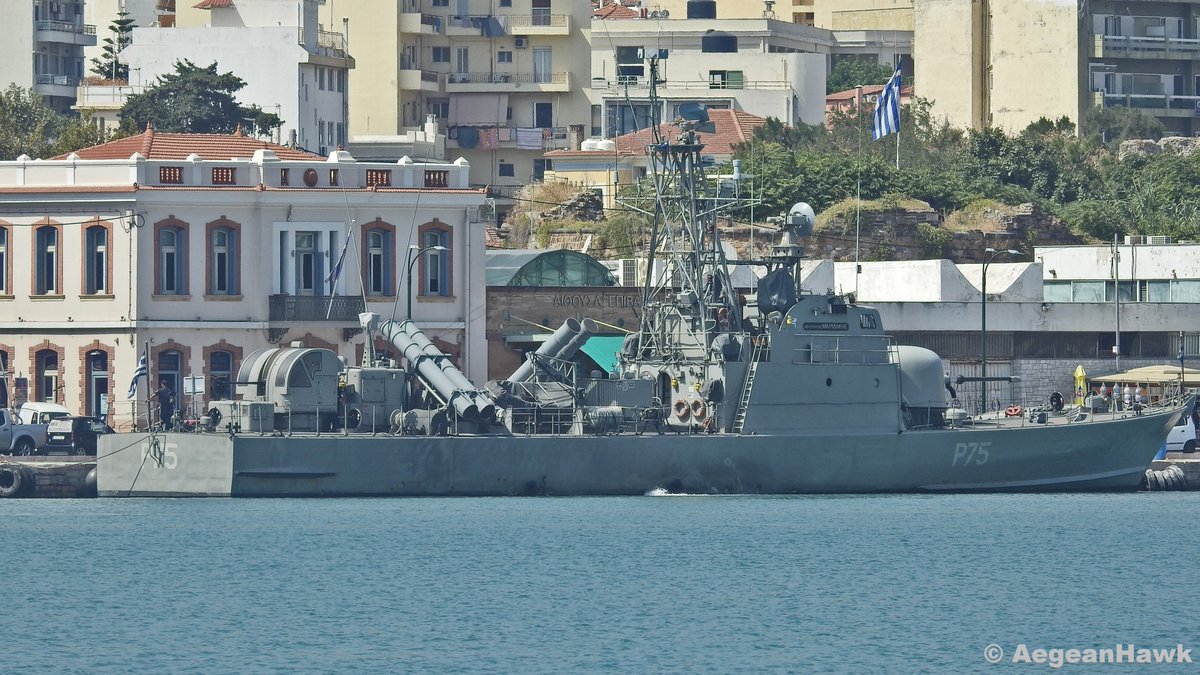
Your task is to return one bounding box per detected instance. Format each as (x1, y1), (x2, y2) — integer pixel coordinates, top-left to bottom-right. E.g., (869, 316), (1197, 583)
(661, 9), (669, 17)
(649, 10), (661, 18)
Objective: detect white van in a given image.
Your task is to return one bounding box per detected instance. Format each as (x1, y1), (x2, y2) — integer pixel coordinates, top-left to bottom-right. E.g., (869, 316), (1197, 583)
(17, 402), (72, 426)
(1166, 399), (1199, 453)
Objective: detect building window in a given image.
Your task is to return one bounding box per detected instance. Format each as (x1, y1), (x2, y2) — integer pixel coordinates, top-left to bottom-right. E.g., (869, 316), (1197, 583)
(366, 169), (392, 187)
(209, 350), (233, 400)
(329, 168), (339, 186)
(432, 46), (450, 63)
(500, 0), (511, 6)
(36, 350), (59, 403)
(431, 0), (447, 6)
(319, 67), (326, 90)
(499, 163), (515, 177)
(709, 70), (744, 89)
(0, 226), (7, 295)
(498, 51), (512, 63)
(428, 99), (449, 120)
(328, 121), (335, 147)
(533, 159), (550, 181)
(157, 350), (181, 410)
(35, 225), (58, 295)
(212, 167), (236, 185)
(280, 168), (290, 186)
(420, 225), (451, 297)
(157, 222), (187, 295)
(159, 166), (183, 184)
(364, 226), (394, 296)
(208, 223), (239, 295)
(337, 69), (345, 92)
(293, 231), (322, 296)
(84, 224), (108, 294)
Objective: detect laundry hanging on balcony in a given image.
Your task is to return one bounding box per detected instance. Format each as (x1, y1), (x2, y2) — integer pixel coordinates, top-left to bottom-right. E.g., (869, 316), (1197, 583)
(457, 126), (480, 149)
(478, 127), (499, 150)
(516, 128), (543, 150)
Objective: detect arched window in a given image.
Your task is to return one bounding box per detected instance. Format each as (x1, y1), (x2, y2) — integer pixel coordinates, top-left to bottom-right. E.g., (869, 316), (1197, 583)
(157, 350), (181, 407)
(35, 225), (59, 295)
(364, 226), (394, 296)
(156, 220), (188, 295)
(84, 224), (109, 294)
(209, 226), (239, 295)
(209, 350), (233, 400)
(36, 350), (58, 402)
(420, 224), (452, 297)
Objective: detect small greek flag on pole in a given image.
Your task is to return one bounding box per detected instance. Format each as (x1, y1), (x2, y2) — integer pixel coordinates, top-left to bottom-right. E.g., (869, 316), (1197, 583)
(871, 68), (902, 141)
(128, 352), (148, 399)
(326, 231), (351, 292)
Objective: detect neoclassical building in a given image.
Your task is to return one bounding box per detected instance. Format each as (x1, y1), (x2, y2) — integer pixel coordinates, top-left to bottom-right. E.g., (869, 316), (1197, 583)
(0, 128), (487, 428)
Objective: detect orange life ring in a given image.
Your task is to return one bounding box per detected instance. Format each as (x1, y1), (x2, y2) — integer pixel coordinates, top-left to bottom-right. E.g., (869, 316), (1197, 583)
(691, 399), (707, 420)
(1005, 405), (1023, 418)
(673, 399), (691, 419)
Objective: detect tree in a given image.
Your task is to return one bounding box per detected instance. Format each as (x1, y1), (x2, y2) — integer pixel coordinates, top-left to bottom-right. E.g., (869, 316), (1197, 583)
(0, 84), (108, 160)
(826, 57), (895, 95)
(118, 60), (283, 136)
(1079, 106), (1165, 150)
(90, 11), (136, 81)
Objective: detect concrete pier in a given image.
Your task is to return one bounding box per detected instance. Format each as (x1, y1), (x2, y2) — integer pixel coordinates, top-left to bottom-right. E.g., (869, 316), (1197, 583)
(1147, 456), (1200, 490)
(0, 458), (96, 498)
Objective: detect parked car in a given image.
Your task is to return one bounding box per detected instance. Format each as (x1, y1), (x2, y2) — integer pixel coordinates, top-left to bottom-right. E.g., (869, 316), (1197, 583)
(17, 402), (72, 426)
(1166, 399), (1199, 454)
(0, 409), (49, 455)
(44, 416), (115, 456)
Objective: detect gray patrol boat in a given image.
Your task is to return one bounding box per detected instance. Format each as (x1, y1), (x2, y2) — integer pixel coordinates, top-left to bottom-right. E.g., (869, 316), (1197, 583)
(97, 74), (1188, 497)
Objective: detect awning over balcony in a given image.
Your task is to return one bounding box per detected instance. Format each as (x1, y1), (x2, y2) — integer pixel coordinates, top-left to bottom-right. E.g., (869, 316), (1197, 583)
(451, 94), (509, 125)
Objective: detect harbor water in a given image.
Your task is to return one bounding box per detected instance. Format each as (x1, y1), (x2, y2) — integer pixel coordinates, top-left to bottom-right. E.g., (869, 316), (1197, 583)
(5, 493), (1198, 672)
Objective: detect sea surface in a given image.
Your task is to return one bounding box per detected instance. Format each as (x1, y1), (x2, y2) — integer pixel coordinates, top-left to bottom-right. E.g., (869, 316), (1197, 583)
(4, 493), (1198, 673)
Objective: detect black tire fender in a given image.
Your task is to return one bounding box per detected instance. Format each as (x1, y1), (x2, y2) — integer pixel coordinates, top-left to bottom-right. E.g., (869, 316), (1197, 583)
(0, 465), (25, 498)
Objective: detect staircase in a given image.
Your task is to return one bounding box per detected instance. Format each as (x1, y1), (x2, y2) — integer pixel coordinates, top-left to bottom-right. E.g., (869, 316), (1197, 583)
(732, 337), (767, 435)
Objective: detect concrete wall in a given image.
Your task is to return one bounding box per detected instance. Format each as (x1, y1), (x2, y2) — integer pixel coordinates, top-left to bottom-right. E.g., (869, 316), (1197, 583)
(988, 0), (1082, 131)
(914, 0), (981, 130)
(0, 3), (37, 90)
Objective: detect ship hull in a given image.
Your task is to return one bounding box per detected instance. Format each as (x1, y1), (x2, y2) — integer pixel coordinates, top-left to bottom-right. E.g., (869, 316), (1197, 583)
(97, 405), (1183, 497)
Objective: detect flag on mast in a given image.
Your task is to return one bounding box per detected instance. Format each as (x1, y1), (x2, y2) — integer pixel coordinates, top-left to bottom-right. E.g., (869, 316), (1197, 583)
(127, 350), (149, 399)
(871, 68), (902, 141)
(326, 230), (351, 292)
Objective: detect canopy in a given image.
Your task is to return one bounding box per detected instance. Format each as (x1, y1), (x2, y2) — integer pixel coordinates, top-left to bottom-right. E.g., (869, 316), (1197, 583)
(580, 336), (626, 374)
(1090, 364), (1200, 387)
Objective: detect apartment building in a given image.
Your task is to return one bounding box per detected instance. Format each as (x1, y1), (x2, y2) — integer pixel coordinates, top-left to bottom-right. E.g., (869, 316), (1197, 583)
(0, 129), (488, 427)
(591, 10), (908, 135)
(0, 0), (98, 114)
(916, 0), (1200, 135)
(325, 0), (592, 224)
(117, 0), (353, 151)
(647, 0), (914, 29)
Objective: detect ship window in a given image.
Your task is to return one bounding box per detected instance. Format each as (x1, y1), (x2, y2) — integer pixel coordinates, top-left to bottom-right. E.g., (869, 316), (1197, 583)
(859, 314), (877, 329)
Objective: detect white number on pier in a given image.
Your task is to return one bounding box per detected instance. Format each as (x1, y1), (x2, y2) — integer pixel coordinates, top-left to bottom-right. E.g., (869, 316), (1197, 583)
(952, 441), (990, 467)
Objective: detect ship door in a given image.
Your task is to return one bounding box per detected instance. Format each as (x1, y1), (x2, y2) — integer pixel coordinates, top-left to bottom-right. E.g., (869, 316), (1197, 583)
(657, 371), (672, 408)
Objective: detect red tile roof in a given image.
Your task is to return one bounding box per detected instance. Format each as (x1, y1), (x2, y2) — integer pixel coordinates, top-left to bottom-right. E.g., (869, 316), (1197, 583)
(56, 125), (322, 161)
(193, 0), (233, 8)
(595, 2), (640, 19)
(547, 109), (768, 160)
(826, 84), (914, 103)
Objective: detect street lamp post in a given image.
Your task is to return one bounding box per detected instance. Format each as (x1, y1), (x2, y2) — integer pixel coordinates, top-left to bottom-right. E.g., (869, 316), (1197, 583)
(405, 244), (447, 320)
(980, 247), (1021, 415)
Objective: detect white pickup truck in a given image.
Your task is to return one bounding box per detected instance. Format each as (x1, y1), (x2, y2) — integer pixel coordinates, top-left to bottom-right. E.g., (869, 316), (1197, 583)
(0, 408), (49, 455)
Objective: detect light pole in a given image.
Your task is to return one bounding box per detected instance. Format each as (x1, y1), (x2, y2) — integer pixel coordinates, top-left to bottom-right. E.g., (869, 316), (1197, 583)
(405, 244), (447, 320)
(980, 247), (1020, 415)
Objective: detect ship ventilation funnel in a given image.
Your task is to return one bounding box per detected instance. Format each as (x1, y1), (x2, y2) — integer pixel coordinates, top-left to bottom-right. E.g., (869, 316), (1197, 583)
(507, 317), (581, 383)
(380, 319), (496, 421)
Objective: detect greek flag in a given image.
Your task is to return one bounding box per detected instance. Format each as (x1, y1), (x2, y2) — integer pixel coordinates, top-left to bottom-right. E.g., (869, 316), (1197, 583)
(326, 232), (351, 291)
(127, 352), (148, 399)
(871, 68), (902, 141)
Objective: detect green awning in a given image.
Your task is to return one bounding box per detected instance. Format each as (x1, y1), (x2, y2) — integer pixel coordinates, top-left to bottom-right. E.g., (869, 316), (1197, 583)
(579, 336), (626, 374)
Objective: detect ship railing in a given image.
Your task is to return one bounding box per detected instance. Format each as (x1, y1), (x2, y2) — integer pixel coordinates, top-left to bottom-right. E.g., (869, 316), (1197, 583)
(788, 333), (894, 365)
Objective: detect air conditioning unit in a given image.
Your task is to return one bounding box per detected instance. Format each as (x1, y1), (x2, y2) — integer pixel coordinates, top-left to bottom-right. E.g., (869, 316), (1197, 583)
(514, 37), (527, 49)
(618, 259), (638, 287)
(1147, 236), (1172, 245)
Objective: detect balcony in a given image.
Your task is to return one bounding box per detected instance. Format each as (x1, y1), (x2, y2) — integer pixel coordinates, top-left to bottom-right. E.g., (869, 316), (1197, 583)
(1093, 33), (1200, 60)
(316, 30), (347, 57)
(35, 20), (97, 46)
(35, 74), (80, 99)
(398, 68), (444, 92)
(1095, 91), (1200, 118)
(446, 71), (570, 93)
(506, 13), (570, 36)
(268, 295), (365, 322)
(399, 12), (441, 35)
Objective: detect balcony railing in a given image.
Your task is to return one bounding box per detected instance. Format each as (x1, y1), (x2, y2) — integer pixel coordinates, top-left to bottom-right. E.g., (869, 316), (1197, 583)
(36, 20), (96, 35)
(1099, 33), (1200, 59)
(448, 71), (567, 85)
(506, 14), (568, 29)
(269, 295), (365, 322)
(317, 30), (346, 56)
(36, 74), (79, 87)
